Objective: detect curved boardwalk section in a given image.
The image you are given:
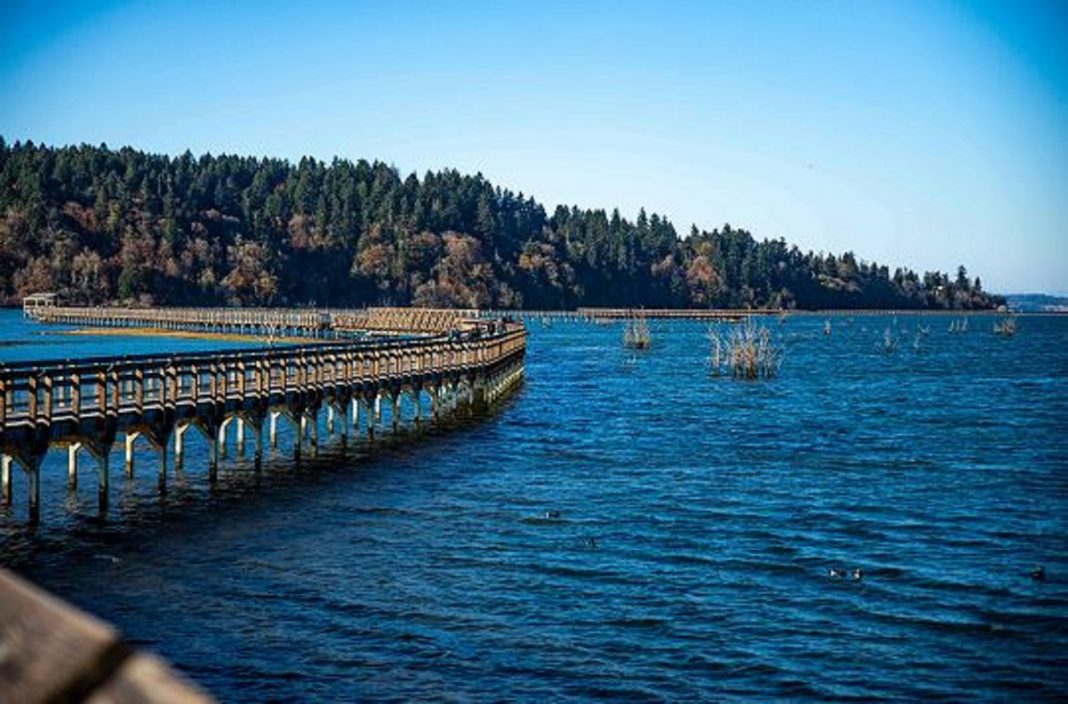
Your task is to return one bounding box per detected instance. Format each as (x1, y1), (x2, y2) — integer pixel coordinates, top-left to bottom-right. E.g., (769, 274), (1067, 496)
(1, 307), (525, 522)
(24, 304), (476, 337)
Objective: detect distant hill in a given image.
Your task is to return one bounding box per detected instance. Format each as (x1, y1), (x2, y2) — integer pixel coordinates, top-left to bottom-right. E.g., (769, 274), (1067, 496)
(0, 138), (1004, 311)
(1004, 293), (1068, 312)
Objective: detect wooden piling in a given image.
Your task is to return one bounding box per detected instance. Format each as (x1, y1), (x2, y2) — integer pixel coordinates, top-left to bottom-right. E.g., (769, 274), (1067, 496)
(1, 307), (527, 523)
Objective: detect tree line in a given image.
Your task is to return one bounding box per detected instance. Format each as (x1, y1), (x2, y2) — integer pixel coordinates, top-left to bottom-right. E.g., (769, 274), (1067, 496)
(0, 139), (1002, 310)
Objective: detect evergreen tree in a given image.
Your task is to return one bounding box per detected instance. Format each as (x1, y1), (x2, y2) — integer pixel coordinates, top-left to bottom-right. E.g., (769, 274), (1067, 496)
(0, 139), (1004, 310)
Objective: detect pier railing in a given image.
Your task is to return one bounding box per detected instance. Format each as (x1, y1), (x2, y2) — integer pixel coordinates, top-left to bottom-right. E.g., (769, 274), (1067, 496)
(1, 307), (526, 523)
(0, 326), (525, 430)
(27, 305), (332, 334)
(332, 307), (477, 334)
(25, 305), (478, 336)
(575, 307), (773, 320)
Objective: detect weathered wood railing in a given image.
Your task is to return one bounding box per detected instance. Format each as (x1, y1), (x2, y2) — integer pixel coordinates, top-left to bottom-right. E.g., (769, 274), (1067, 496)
(27, 305), (333, 335)
(0, 567), (212, 702)
(575, 307), (773, 320)
(332, 307), (477, 334)
(25, 305), (478, 337)
(0, 321), (526, 522)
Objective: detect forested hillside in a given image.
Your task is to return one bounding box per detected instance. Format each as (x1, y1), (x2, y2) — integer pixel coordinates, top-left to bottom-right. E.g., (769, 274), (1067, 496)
(0, 139), (1002, 310)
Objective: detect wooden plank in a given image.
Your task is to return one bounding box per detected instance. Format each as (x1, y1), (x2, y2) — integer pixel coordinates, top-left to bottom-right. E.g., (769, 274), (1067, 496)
(0, 568), (118, 703)
(0, 568), (212, 703)
(87, 654), (211, 704)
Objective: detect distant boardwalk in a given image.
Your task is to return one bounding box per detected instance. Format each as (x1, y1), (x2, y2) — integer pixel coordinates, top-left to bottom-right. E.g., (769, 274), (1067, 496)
(483, 307), (1015, 321)
(25, 304), (479, 337)
(2, 304), (525, 523)
(578, 307), (764, 320)
(477, 307), (760, 321)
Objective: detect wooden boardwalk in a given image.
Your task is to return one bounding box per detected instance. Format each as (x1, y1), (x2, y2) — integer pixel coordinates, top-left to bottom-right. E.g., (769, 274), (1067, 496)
(479, 307), (1015, 322)
(576, 307), (763, 321)
(2, 306), (525, 522)
(26, 304), (476, 337)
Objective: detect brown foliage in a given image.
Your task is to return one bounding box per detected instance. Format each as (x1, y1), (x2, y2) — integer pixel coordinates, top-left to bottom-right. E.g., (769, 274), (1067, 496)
(221, 239), (278, 305)
(686, 255), (718, 304)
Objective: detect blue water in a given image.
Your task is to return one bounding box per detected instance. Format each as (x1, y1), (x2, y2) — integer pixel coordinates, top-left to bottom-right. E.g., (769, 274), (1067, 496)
(0, 311), (260, 362)
(2, 310), (1067, 701)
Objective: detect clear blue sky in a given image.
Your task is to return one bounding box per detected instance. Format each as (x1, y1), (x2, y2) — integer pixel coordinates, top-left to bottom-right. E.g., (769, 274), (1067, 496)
(1, 0), (1065, 293)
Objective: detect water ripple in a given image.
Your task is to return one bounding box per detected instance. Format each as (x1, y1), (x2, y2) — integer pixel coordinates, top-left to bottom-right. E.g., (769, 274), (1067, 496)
(2, 313), (1067, 700)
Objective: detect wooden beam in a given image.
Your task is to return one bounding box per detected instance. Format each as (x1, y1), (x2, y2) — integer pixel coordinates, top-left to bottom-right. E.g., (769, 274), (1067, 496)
(0, 567), (212, 703)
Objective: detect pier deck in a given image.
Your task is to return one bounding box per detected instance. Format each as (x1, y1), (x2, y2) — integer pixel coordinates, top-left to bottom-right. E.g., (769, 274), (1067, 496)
(2, 305), (525, 522)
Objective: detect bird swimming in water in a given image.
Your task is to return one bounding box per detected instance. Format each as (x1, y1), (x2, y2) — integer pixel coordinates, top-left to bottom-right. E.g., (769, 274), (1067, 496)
(585, 537), (598, 549)
(852, 568), (863, 581)
(544, 510), (560, 520)
(827, 567), (845, 579)
(1031, 565), (1045, 581)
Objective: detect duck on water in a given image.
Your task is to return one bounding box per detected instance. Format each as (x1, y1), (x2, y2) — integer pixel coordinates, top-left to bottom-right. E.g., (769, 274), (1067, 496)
(827, 567), (863, 580)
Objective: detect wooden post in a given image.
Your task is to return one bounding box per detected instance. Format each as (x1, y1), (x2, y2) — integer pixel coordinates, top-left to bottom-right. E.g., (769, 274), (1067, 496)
(133, 370), (144, 410)
(43, 375), (53, 423)
(70, 374), (81, 417)
(218, 418), (230, 459)
(28, 375), (38, 422)
(110, 369), (119, 415)
(174, 424), (187, 468)
(166, 367), (177, 406)
(2, 454), (11, 505)
(68, 443), (80, 491)
(124, 432), (139, 477)
(96, 372), (106, 415)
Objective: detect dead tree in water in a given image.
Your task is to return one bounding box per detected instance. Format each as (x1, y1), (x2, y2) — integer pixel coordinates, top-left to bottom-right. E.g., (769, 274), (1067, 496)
(883, 326), (897, 353)
(708, 318), (782, 379)
(993, 316), (1017, 337)
(623, 315), (651, 349)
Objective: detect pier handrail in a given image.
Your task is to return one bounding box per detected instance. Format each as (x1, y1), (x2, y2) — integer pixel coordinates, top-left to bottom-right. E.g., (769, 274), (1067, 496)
(24, 304), (480, 336)
(1, 305), (527, 523)
(0, 321), (522, 373)
(0, 324), (525, 430)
